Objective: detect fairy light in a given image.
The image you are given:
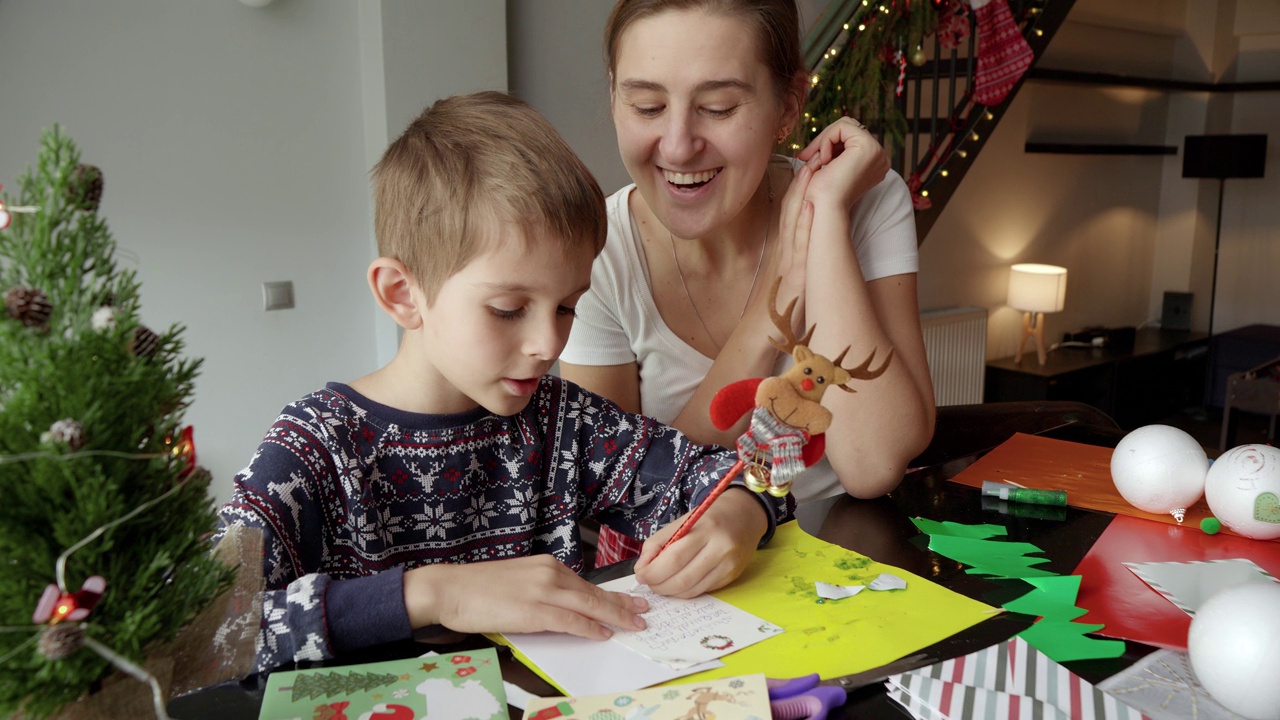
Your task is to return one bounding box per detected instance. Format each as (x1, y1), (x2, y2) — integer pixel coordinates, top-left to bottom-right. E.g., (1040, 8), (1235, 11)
(1035, 28), (1044, 36)
(810, 74), (820, 86)
(958, 150), (968, 158)
(985, 111), (995, 121)
(858, 23), (866, 31)
(971, 132), (980, 141)
(940, 169), (949, 177)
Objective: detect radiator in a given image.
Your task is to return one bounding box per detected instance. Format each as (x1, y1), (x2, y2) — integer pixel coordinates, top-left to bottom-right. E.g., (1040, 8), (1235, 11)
(920, 307), (988, 406)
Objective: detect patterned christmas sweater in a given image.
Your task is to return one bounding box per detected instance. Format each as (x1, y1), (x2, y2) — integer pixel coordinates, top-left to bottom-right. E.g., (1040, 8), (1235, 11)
(214, 377), (789, 674)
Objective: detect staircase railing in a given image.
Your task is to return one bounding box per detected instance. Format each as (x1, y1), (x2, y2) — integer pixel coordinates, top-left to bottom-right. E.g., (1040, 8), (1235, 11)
(800, 0), (1076, 242)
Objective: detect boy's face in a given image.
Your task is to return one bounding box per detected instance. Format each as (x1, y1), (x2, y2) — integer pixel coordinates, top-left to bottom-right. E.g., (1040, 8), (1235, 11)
(417, 225), (594, 416)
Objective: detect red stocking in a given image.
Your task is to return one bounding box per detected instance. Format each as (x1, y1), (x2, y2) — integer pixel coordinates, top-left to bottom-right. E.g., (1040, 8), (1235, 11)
(971, 0), (1034, 106)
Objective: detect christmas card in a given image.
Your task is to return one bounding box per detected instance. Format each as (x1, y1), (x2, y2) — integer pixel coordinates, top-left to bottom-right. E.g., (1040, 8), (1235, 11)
(521, 673), (771, 720)
(258, 648), (507, 720)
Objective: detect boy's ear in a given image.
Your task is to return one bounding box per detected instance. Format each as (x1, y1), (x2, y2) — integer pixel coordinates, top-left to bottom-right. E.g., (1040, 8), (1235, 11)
(367, 257), (423, 330)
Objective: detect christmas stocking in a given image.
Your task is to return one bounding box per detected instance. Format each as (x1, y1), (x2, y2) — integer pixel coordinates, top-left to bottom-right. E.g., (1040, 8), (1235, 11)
(970, 0), (1034, 106)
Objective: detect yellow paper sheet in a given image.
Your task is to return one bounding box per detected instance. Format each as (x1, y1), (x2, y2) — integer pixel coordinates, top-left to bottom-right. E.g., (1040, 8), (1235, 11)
(664, 522), (998, 684)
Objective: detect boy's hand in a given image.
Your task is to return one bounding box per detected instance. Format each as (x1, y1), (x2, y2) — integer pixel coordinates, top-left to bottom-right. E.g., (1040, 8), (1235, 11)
(633, 487), (766, 598)
(404, 555), (649, 639)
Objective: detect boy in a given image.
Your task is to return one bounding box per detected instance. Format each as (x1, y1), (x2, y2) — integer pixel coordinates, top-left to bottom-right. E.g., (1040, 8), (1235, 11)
(216, 91), (789, 674)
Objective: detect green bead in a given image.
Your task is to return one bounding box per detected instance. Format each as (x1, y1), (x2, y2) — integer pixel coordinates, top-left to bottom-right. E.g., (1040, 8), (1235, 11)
(1201, 517), (1222, 535)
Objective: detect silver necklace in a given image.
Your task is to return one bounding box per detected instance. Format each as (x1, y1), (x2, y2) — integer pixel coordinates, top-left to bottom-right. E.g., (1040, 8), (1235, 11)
(669, 207), (769, 352)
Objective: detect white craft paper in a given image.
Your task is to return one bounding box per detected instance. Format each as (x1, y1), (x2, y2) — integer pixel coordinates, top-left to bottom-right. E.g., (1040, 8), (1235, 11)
(598, 576), (783, 670)
(869, 573), (908, 591)
(500, 628), (724, 697)
(816, 581), (866, 599)
(1123, 558), (1279, 616)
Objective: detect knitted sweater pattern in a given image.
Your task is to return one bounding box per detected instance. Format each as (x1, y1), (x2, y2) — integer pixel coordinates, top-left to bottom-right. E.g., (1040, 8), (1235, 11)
(215, 376), (784, 673)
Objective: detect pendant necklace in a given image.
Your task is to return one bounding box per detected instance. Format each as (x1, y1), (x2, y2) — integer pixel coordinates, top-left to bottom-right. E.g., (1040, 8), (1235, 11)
(669, 181), (771, 352)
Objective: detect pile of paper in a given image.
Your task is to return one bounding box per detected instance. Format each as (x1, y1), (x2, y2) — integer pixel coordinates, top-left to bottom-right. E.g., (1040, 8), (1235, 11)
(885, 636), (1147, 719)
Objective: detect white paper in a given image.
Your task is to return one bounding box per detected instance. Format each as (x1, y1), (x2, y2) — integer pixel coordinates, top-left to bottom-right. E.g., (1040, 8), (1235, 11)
(597, 576), (783, 670)
(1124, 558), (1279, 615)
(501, 629), (725, 697)
(869, 573), (908, 591)
(816, 581), (866, 599)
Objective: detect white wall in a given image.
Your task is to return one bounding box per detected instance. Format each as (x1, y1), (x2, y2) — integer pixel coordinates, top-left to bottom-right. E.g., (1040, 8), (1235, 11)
(0, 0), (505, 504)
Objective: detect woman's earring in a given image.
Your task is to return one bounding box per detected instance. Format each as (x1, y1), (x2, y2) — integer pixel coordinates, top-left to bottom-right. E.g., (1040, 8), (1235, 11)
(776, 127), (791, 144)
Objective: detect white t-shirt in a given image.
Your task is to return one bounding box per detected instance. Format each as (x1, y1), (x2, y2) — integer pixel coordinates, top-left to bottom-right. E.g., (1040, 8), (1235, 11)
(560, 165), (919, 502)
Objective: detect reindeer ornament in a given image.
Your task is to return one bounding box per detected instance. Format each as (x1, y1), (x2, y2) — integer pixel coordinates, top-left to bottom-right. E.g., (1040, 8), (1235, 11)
(658, 278), (892, 553)
(710, 278), (893, 497)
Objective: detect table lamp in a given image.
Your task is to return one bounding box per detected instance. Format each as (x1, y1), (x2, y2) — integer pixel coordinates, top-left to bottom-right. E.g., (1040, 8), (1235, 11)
(1008, 263), (1067, 365)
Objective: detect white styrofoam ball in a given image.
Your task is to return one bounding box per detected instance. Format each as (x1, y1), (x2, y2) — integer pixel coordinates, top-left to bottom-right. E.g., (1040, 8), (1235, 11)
(1188, 582), (1280, 719)
(1110, 424), (1208, 518)
(1204, 444), (1280, 540)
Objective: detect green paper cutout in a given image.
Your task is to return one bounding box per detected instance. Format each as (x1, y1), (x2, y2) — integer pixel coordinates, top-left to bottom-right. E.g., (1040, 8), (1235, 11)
(1002, 575), (1088, 620)
(1254, 492), (1280, 524)
(1016, 619), (1126, 663)
(911, 517), (1008, 539)
(914, 519), (1129, 664)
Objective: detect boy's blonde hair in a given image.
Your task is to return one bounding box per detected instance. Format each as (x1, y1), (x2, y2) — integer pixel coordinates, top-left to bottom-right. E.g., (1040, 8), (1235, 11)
(372, 91), (607, 302)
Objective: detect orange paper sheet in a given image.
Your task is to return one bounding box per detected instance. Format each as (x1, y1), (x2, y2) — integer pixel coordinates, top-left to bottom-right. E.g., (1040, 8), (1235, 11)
(947, 432), (1225, 530)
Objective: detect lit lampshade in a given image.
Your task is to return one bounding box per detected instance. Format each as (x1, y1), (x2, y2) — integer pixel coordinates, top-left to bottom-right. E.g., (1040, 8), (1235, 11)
(1008, 263), (1067, 365)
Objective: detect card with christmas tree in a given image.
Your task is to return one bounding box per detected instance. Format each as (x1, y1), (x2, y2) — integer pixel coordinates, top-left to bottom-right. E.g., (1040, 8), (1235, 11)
(258, 648), (508, 720)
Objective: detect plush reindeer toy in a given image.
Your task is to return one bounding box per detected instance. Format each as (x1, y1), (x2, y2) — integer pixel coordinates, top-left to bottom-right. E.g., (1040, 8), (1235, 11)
(709, 278), (893, 497)
(658, 278), (894, 552)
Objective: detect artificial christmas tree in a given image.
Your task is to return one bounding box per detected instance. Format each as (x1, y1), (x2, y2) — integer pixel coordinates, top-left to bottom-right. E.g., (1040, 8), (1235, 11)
(0, 126), (233, 718)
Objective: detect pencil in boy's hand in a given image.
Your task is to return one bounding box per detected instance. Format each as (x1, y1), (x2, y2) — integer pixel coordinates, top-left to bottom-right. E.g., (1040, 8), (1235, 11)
(657, 459), (745, 555)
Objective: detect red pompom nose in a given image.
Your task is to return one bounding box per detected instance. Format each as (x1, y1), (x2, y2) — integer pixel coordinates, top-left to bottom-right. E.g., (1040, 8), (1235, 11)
(801, 378), (815, 392)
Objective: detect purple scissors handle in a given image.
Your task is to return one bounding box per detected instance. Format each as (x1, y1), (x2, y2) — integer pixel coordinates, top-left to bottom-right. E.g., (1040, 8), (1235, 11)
(767, 675), (847, 720)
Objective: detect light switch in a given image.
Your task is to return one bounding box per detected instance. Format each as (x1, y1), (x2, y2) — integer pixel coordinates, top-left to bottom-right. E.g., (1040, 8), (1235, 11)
(263, 281), (294, 311)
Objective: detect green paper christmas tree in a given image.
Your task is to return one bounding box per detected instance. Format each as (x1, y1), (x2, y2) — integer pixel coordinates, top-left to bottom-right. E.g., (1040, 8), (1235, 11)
(0, 126), (232, 718)
(288, 669), (405, 702)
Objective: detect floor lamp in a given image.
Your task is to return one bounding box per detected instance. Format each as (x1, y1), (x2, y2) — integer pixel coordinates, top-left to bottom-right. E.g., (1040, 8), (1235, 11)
(1182, 134), (1268, 337)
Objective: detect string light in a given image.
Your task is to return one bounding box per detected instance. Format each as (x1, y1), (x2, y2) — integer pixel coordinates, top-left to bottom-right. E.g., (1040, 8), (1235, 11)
(971, 132), (980, 141)
(940, 169), (949, 177)
(985, 111), (995, 121)
(958, 150), (968, 158)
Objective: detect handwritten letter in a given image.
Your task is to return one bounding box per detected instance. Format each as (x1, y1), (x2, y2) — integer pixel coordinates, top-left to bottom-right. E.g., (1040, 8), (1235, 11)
(600, 576), (783, 669)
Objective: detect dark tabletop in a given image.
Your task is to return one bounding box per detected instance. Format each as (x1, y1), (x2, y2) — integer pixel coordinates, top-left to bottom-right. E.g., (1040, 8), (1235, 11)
(168, 420), (1143, 720)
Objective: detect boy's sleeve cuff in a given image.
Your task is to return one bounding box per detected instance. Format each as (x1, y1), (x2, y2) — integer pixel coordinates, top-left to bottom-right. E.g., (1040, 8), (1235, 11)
(326, 566), (414, 654)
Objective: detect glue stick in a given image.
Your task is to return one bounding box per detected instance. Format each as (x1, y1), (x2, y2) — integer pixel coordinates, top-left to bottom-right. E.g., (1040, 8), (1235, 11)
(982, 480), (1067, 506)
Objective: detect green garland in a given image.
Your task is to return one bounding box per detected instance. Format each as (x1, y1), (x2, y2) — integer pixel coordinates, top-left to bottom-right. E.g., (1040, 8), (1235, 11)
(797, 0), (958, 152)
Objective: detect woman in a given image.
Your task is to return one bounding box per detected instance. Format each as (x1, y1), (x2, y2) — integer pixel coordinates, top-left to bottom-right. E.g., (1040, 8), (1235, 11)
(560, 0), (936, 564)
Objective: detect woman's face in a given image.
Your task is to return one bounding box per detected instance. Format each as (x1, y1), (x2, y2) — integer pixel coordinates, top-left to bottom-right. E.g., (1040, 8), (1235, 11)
(611, 9), (794, 240)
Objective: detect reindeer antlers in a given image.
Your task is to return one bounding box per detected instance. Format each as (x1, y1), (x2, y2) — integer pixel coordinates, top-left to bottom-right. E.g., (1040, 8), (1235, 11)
(831, 346), (895, 393)
(766, 277), (814, 354)
(766, 276), (895, 393)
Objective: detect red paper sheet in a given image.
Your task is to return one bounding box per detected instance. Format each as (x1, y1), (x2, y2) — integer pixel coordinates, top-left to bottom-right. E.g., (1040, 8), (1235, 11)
(1073, 514), (1280, 650)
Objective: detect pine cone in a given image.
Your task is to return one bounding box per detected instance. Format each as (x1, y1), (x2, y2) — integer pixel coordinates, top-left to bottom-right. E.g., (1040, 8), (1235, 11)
(129, 324), (161, 358)
(38, 623), (85, 661)
(67, 163), (104, 212)
(4, 285), (53, 329)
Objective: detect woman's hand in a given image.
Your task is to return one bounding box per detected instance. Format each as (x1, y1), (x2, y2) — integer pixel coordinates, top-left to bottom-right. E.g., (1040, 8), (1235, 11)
(796, 117), (890, 213)
(632, 487), (764, 598)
